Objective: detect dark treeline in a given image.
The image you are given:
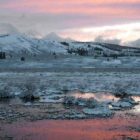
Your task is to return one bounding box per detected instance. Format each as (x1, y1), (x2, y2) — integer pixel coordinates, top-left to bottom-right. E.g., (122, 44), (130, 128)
(0, 52), (6, 59)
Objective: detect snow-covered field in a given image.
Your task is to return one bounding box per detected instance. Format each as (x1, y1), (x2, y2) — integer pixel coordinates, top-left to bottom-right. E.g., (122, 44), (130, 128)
(0, 55), (140, 119)
(0, 33), (140, 119)
(0, 70), (140, 95)
(0, 56), (140, 69)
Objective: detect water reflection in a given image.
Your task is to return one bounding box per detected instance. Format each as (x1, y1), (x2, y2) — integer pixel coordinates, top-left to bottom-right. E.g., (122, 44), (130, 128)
(132, 96), (140, 102)
(132, 96), (140, 113)
(68, 91), (140, 113)
(69, 91), (120, 102)
(133, 104), (140, 113)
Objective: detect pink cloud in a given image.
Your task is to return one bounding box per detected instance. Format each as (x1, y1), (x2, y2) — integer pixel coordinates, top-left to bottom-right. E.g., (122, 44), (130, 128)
(1, 0), (139, 21)
(0, 0), (139, 42)
(1, 0), (140, 14)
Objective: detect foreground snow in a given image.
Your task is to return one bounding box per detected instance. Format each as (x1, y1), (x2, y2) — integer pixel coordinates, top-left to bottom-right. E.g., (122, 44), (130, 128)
(0, 68), (140, 119)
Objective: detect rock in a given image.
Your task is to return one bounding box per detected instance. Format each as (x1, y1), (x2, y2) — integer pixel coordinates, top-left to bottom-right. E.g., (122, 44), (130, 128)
(111, 97), (138, 109)
(114, 92), (129, 98)
(83, 105), (113, 117)
(63, 96), (76, 105)
(49, 96), (62, 100)
(63, 96), (98, 108)
(85, 97), (98, 108)
(76, 98), (87, 106)
(20, 93), (40, 102)
(112, 101), (131, 108)
(75, 114), (86, 119)
(120, 97), (138, 105)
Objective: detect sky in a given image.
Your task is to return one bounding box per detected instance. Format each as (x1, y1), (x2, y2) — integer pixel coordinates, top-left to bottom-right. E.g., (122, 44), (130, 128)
(0, 0), (140, 45)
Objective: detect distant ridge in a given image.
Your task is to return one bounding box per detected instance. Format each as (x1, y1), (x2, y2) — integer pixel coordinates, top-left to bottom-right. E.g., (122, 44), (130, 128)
(44, 32), (74, 42)
(0, 23), (139, 56)
(0, 23), (20, 35)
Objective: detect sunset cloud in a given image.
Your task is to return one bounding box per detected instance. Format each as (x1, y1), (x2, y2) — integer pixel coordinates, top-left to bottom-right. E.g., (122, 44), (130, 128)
(0, 0), (139, 43)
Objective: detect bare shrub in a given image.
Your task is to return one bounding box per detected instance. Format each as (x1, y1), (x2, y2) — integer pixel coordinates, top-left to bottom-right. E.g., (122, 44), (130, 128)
(63, 96), (98, 108)
(61, 85), (69, 93)
(21, 57), (25, 61)
(0, 84), (14, 99)
(20, 80), (40, 101)
(86, 98), (98, 108)
(113, 82), (132, 98)
(63, 96), (76, 105)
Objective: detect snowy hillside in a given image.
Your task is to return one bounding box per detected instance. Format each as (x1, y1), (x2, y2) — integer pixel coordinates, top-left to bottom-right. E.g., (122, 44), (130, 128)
(0, 24), (67, 55)
(65, 42), (140, 56)
(0, 23), (19, 35)
(44, 32), (63, 42)
(67, 42), (120, 55)
(0, 33), (67, 55)
(44, 32), (74, 42)
(36, 39), (67, 54)
(0, 25), (140, 56)
(0, 34), (40, 54)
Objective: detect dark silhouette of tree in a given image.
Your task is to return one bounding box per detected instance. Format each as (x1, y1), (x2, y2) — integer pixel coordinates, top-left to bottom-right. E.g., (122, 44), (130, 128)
(21, 57), (25, 61)
(0, 52), (6, 59)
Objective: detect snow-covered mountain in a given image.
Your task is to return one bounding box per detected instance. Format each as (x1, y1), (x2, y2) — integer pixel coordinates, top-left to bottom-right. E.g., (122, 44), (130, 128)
(0, 34), (40, 54)
(0, 33), (68, 55)
(0, 24), (39, 55)
(0, 24), (140, 56)
(0, 24), (67, 55)
(65, 42), (140, 56)
(0, 23), (20, 35)
(44, 32), (63, 42)
(44, 32), (74, 42)
(0, 33), (140, 56)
